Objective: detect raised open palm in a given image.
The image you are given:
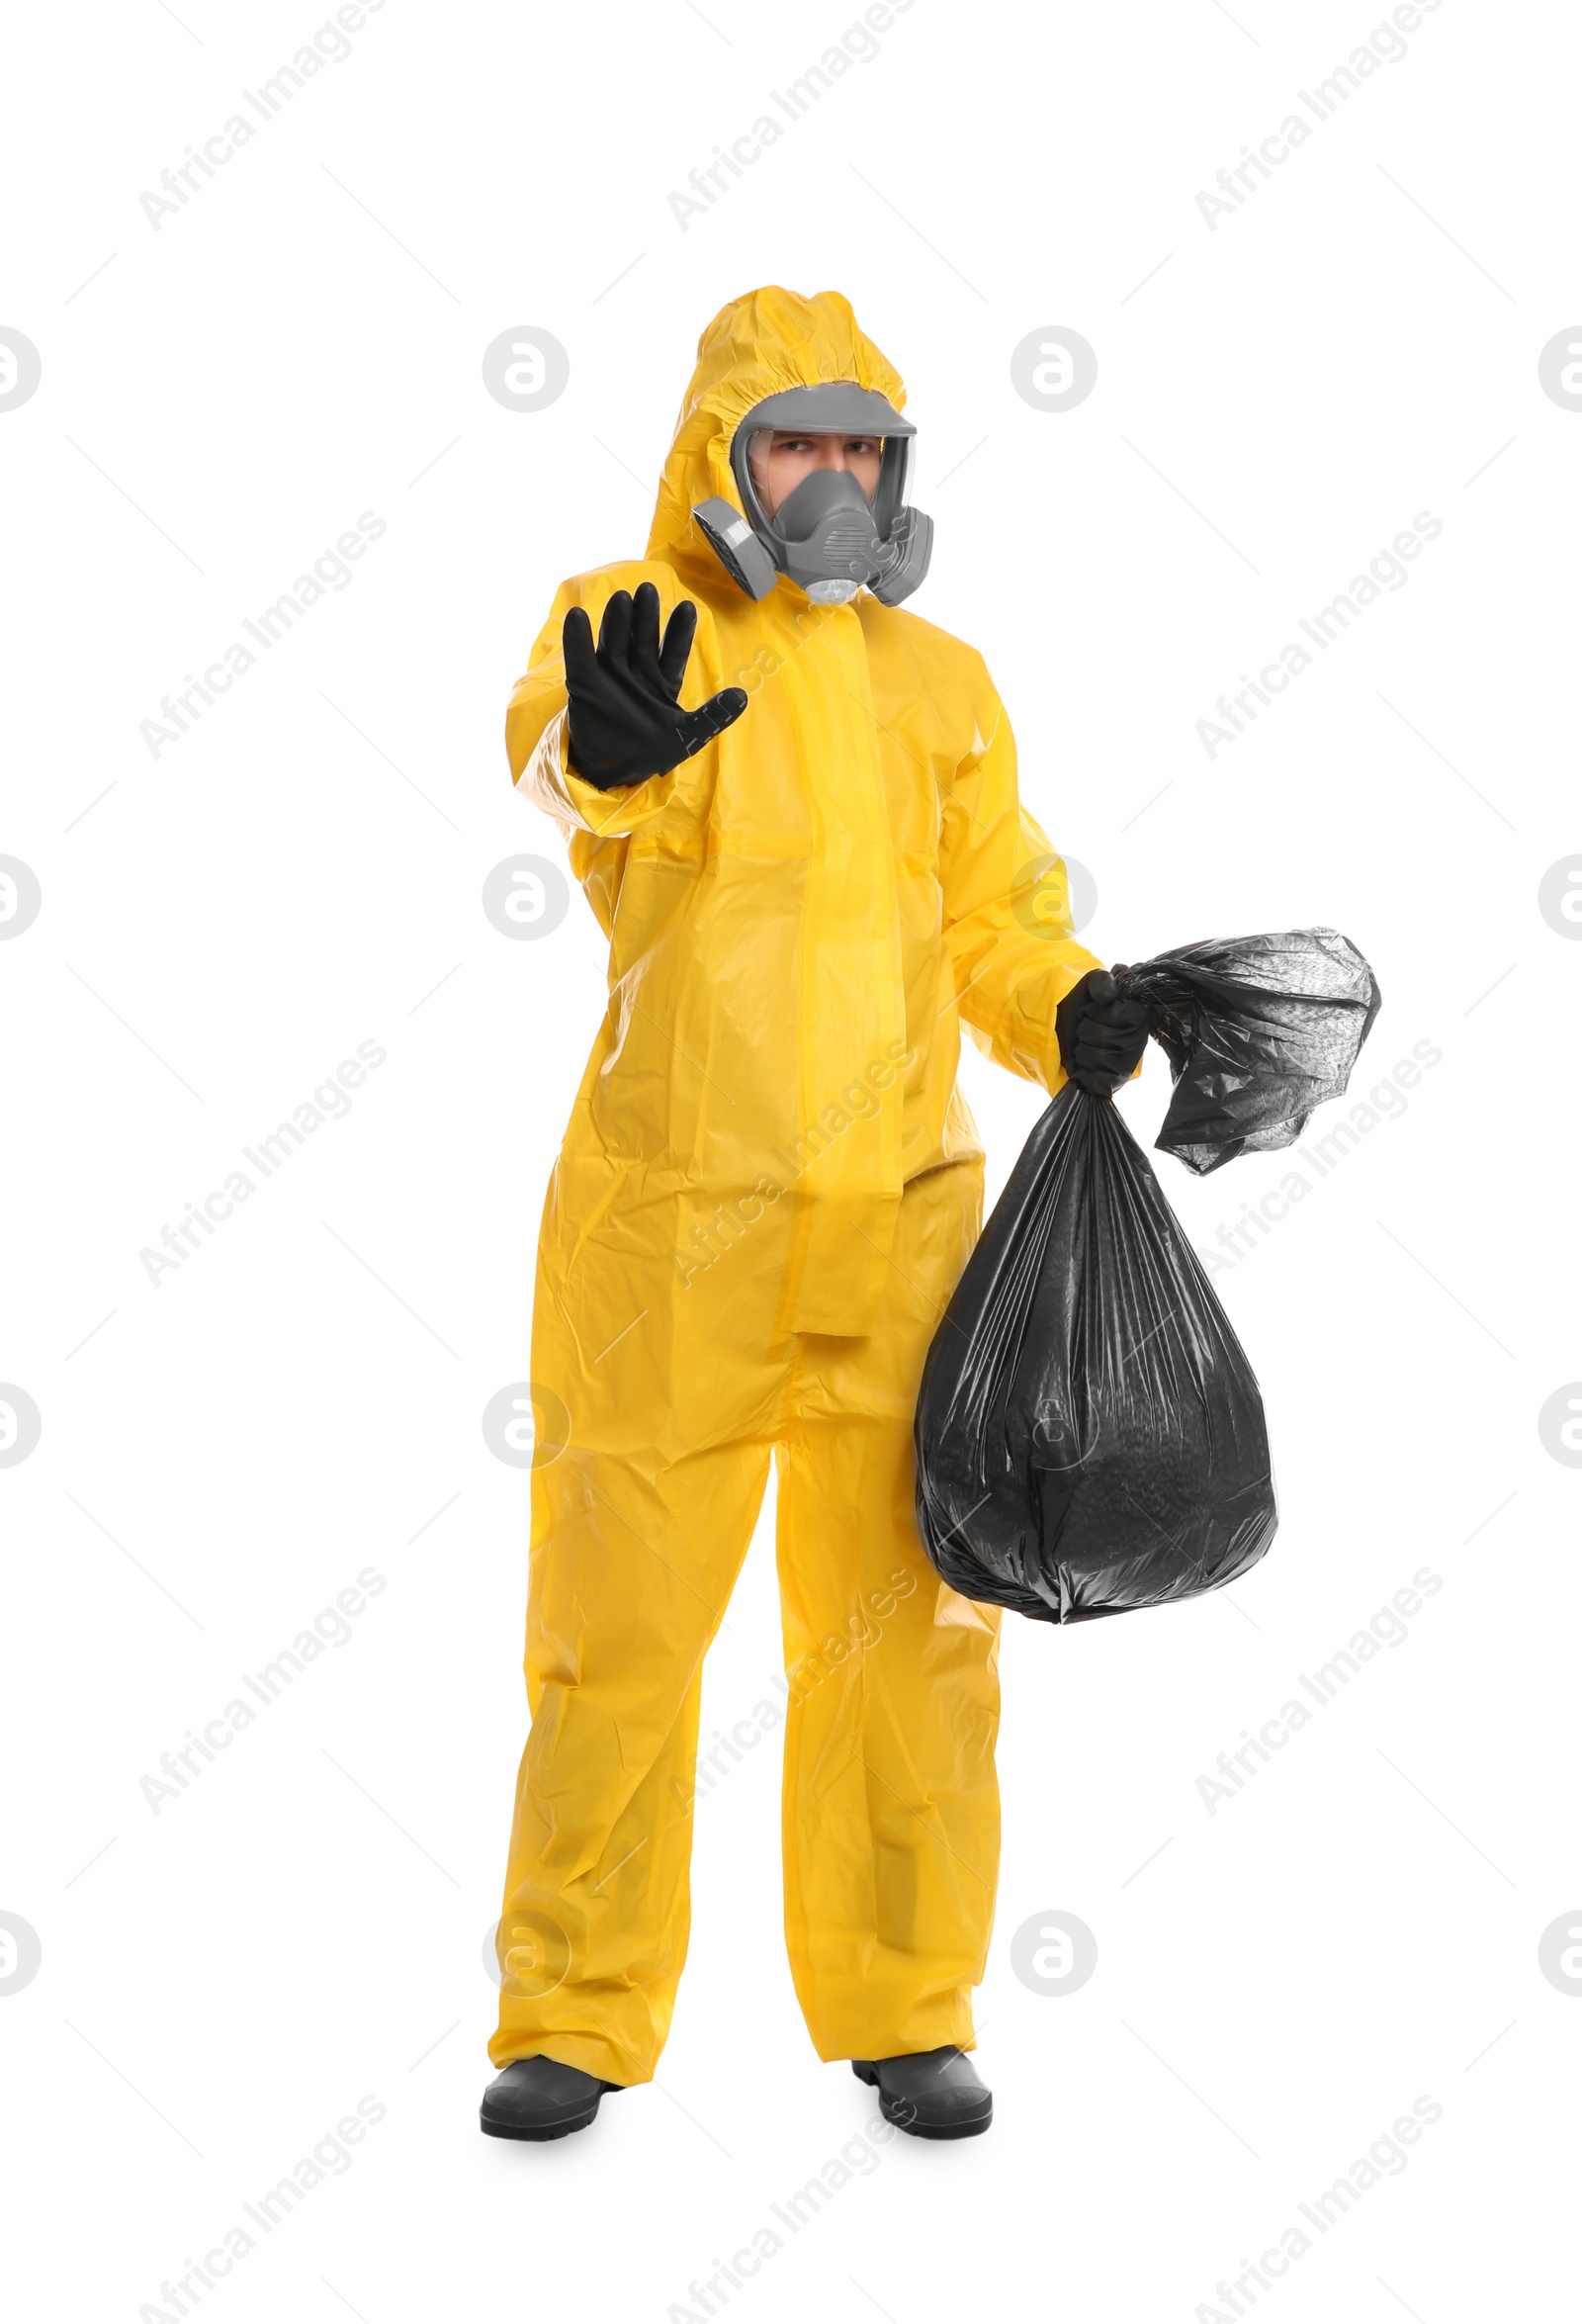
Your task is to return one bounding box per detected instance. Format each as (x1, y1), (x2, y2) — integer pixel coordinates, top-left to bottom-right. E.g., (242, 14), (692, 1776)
(562, 582), (748, 790)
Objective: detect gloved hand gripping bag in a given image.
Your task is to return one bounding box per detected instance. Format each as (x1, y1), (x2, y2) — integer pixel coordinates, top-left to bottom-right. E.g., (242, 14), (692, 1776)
(915, 928), (1381, 1624)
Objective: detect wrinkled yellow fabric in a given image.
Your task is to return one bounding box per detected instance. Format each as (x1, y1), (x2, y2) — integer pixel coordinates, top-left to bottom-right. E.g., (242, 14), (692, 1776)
(492, 286), (1100, 2086)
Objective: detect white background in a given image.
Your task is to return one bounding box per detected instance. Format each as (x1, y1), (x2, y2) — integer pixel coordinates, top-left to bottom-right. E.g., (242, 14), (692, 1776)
(3, 2), (1579, 2318)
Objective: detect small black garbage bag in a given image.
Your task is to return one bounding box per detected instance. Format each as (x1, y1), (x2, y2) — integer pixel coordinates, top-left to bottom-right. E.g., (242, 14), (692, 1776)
(915, 929), (1380, 1624)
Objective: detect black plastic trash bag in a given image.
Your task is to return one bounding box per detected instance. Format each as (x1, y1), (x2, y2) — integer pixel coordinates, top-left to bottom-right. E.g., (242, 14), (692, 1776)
(1122, 927), (1382, 1177)
(915, 929), (1380, 1624)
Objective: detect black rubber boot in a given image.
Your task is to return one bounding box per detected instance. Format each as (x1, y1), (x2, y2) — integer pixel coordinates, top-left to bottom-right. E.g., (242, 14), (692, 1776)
(851, 2046), (993, 2140)
(480, 2056), (621, 2142)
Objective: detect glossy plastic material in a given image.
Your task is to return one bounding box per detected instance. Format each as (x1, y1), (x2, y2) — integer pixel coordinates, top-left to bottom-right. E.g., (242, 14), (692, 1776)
(915, 929), (1380, 1625)
(1119, 929), (1382, 1175)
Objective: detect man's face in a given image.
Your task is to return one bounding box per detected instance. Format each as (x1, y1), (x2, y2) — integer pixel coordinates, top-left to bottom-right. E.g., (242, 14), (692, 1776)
(748, 430), (883, 519)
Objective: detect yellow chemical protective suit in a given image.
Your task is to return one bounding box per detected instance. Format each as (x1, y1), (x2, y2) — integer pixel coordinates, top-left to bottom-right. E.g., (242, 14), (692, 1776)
(492, 286), (1100, 2087)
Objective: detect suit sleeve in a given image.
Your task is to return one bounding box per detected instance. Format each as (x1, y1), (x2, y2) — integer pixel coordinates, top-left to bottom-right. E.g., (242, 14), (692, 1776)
(937, 665), (1102, 1096)
(506, 569), (717, 841)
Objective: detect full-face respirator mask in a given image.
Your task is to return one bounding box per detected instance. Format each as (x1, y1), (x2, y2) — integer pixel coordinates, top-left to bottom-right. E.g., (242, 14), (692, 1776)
(690, 383), (933, 608)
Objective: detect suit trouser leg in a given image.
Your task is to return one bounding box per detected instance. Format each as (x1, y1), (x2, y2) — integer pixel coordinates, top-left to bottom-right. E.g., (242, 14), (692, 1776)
(774, 1167), (1003, 2063)
(489, 1432), (772, 2086)
(774, 1408), (1003, 2062)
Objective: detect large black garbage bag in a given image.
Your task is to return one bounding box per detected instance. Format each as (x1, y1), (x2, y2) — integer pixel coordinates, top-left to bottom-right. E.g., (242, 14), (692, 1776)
(915, 929), (1380, 1624)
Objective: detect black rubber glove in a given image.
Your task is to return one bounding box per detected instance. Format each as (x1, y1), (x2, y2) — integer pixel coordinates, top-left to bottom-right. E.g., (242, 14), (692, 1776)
(1056, 967), (1152, 1096)
(562, 582), (748, 790)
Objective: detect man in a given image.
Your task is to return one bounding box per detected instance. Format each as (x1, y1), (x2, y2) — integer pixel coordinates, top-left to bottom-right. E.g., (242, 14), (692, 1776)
(483, 286), (1147, 2143)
